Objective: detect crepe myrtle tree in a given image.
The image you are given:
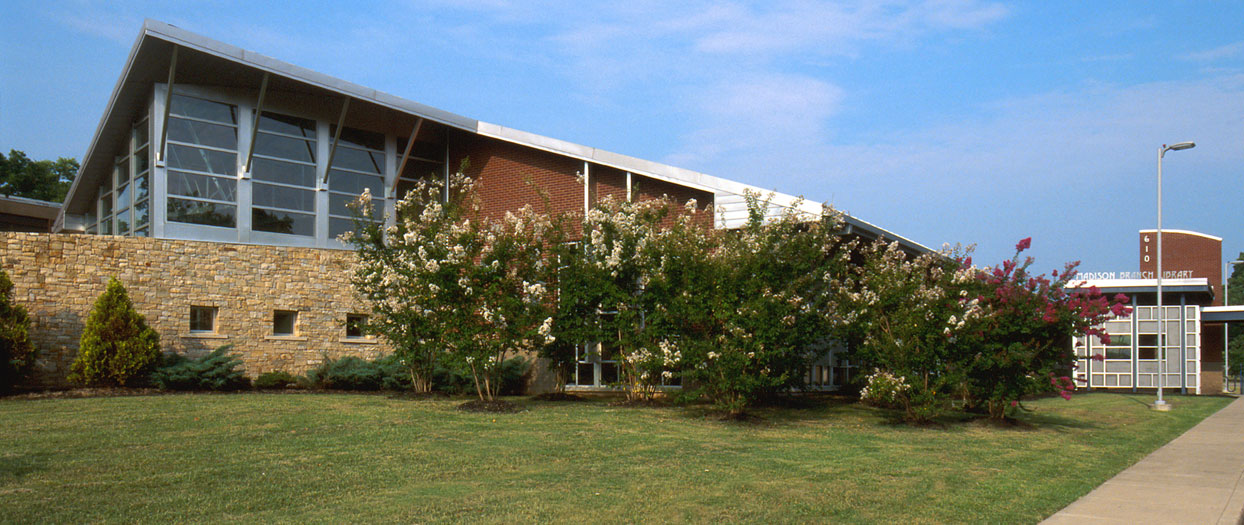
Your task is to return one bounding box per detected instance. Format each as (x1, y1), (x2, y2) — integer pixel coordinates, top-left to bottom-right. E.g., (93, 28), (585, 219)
(344, 173), (558, 400)
(954, 238), (1131, 419)
(847, 239), (975, 423)
(554, 194), (682, 400)
(662, 192), (857, 416)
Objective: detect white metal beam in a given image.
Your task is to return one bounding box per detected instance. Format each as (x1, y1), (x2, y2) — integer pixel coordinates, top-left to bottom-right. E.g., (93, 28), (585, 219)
(243, 71), (270, 175)
(156, 46), (178, 162)
(392, 118), (424, 197)
(321, 97), (351, 185)
(583, 161), (590, 214)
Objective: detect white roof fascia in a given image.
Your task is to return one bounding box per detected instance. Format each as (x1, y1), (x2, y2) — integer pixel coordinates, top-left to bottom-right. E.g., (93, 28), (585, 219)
(1137, 229), (1223, 242)
(1203, 305), (1244, 313)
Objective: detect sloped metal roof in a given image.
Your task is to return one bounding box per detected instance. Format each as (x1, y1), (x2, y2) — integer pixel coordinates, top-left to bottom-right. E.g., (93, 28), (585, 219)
(58, 19), (930, 253)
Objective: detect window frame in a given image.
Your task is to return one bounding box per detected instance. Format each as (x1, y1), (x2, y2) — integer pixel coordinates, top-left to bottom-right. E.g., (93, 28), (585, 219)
(272, 309), (298, 337)
(189, 305), (218, 334)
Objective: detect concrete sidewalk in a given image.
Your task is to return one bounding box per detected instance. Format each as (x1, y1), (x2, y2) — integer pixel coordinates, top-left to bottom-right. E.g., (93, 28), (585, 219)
(1042, 396), (1244, 525)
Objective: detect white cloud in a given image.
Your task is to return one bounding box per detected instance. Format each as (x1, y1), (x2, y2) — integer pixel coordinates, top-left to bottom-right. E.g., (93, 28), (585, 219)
(667, 75), (844, 168)
(1183, 41), (1244, 62)
(691, 0), (1008, 56)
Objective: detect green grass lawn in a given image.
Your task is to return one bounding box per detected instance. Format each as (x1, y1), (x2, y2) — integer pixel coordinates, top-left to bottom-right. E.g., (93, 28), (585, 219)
(0, 392), (1231, 524)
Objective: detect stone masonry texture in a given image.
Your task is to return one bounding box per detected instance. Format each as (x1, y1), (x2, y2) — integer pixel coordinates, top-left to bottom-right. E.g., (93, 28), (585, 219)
(1, 232), (392, 387)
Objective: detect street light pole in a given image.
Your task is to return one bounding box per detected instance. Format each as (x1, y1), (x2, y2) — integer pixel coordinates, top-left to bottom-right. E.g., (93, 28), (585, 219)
(1155, 141), (1195, 411)
(1228, 259), (1244, 393)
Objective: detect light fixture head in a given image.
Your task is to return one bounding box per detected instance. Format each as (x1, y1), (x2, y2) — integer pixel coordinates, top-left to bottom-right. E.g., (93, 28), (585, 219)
(1166, 141), (1196, 151)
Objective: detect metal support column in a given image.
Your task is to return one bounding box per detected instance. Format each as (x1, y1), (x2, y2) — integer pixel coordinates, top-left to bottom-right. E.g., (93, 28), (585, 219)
(157, 46), (179, 163)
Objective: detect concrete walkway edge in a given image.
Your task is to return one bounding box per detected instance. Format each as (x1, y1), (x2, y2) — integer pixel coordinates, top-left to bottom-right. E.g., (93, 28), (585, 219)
(1042, 396), (1244, 525)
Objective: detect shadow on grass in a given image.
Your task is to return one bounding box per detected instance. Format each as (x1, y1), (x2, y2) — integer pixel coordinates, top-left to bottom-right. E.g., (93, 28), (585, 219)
(0, 452), (50, 481)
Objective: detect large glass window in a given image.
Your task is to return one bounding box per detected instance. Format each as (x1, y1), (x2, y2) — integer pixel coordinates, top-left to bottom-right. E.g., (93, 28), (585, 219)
(132, 117), (150, 237)
(93, 116), (150, 236)
(328, 126), (385, 239)
(166, 94), (238, 228)
(251, 111), (316, 236)
(394, 133), (446, 201)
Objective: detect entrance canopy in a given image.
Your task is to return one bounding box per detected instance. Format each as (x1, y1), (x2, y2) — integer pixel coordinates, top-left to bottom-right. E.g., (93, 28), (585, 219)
(1202, 306), (1244, 323)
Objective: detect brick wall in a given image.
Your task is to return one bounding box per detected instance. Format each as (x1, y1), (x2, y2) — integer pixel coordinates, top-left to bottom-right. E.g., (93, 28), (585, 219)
(1139, 230), (1223, 305)
(1, 233), (391, 387)
(450, 131), (584, 224)
(450, 131), (716, 236)
(633, 173), (716, 230)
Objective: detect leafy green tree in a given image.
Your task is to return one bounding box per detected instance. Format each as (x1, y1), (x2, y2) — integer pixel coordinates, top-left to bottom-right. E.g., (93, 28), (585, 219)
(0, 150), (78, 202)
(68, 278), (161, 386)
(1227, 254), (1244, 377)
(667, 194), (855, 416)
(0, 269), (35, 392)
(951, 239), (1129, 419)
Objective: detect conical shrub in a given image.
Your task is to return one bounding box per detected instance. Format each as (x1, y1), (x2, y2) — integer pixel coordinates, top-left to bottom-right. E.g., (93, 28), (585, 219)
(68, 277), (160, 386)
(0, 269), (35, 392)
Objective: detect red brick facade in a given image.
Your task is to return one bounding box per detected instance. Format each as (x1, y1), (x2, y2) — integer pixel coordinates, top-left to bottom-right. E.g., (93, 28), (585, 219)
(1137, 230), (1226, 373)
(1139, 230), (1223, 305)
(448, 130), (715, 237)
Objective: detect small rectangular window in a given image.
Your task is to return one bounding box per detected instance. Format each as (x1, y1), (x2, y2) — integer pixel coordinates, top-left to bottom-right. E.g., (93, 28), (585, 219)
(190, 306), (217, 333)
(273, 310), (298, 336)
(346, 314), (368, 338)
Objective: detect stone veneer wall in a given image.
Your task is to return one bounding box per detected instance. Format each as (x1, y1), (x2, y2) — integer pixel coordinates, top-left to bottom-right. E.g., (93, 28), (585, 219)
(1, 232), (392, 387)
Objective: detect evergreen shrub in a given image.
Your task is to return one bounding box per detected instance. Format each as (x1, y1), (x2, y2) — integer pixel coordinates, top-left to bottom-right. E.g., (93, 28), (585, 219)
(68, 277), (160, 386)
(254, 370), (299, 389)
(0, 270), (35, 392)
(304, 355), (409, 391)
(151, 345), (250, 391)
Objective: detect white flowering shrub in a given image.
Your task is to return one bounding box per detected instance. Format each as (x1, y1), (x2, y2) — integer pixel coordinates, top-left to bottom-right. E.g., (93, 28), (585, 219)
(555, 195), (683, 400)
(859, 369), (911, 409)
(344, 172), (560, 400)
(843, 240), (972, 421)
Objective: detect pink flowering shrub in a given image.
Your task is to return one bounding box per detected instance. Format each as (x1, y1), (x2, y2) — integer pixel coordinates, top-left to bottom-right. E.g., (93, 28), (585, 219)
(849, 237), (1130, 421)
(951, 238), (1131, 419)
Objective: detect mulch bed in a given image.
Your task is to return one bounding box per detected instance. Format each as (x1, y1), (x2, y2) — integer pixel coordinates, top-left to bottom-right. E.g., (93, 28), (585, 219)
(607, 397), (669, 408)
(456, 399), (523, 413)
(3, 387), (166, 400)
(530, 392), (588, 402)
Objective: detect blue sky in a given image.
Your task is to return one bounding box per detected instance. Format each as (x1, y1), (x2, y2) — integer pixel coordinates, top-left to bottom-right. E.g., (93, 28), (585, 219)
(2, 1), (1242, 277)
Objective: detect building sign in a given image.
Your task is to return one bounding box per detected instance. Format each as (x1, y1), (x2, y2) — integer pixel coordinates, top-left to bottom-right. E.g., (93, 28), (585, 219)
(1078, 270), (1197, 280)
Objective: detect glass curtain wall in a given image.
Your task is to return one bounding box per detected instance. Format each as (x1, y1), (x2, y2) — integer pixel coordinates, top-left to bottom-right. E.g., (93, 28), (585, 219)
(251, 112), (318, 236)
(164, 94), (239, 228)
(1074, 303), (1201, 392)
(327, 126), (385, 239)
(92, 114), (151, 235)
(87, 86), (453, 247)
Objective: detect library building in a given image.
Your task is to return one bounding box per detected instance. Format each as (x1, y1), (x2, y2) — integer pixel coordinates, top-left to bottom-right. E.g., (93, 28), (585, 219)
(1069, 230), (1244, 394)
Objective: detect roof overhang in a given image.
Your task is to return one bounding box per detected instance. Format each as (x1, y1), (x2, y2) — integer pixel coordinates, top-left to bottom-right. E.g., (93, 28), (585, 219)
(0, 195), (61, 221)
(57, 19), (931, 255)
(1065, 278), (1213, 295)
(1202, 306), (1244, 322)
